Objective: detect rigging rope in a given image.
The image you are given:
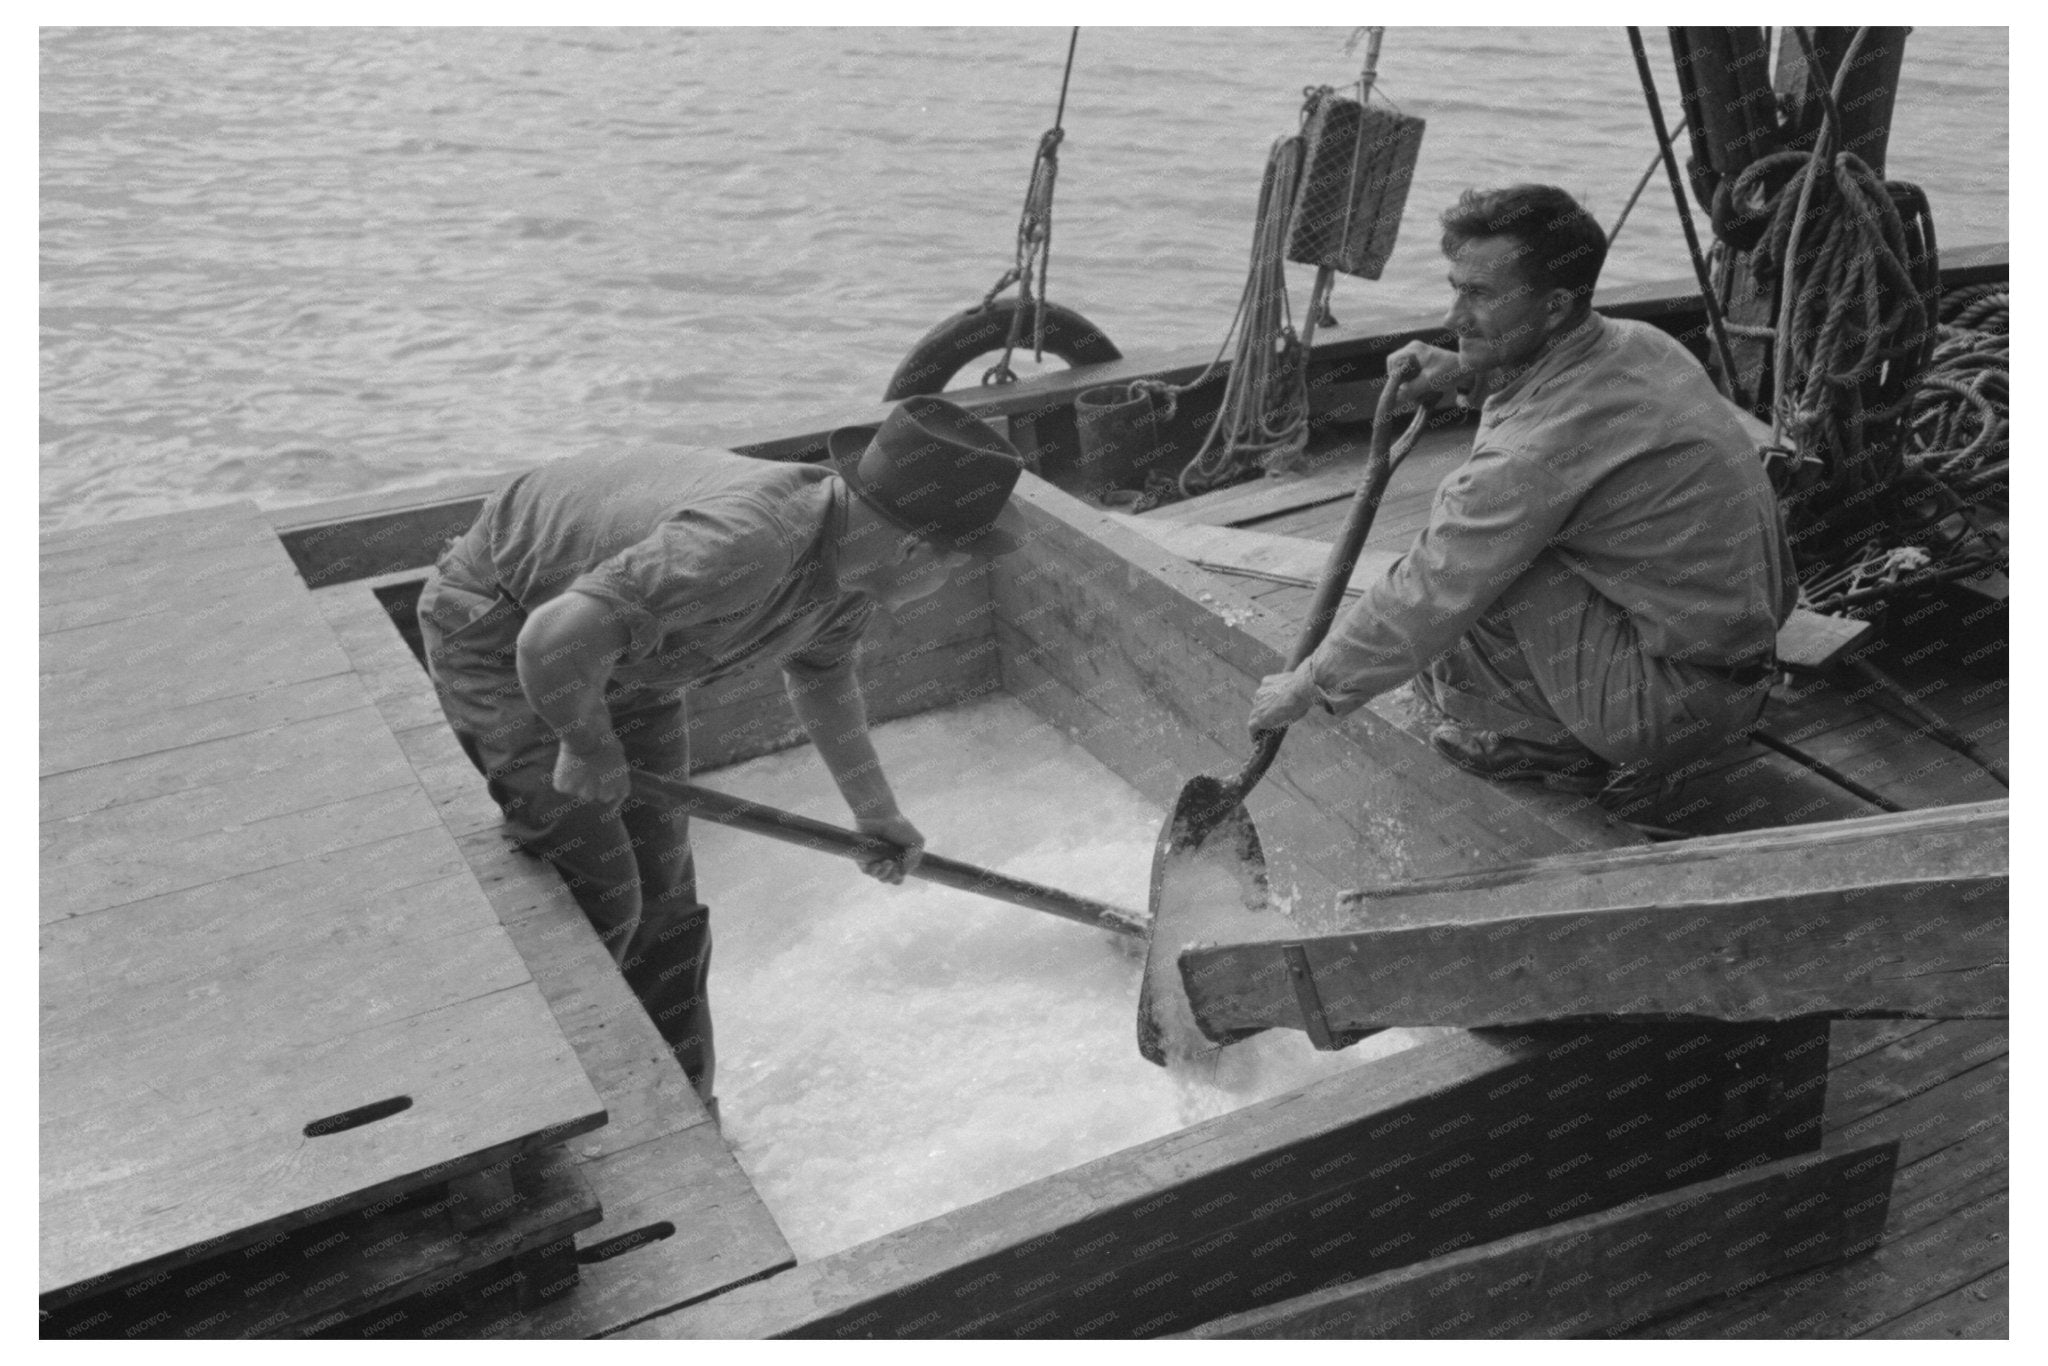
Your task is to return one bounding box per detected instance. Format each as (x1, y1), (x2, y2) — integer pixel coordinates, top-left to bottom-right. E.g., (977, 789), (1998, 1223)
(979, 27), (1081, 385)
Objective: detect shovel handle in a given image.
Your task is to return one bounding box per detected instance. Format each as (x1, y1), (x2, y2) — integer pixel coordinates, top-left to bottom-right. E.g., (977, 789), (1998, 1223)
(1226, 362), (1429, 801)
(1293, 357), (1429, 666)
(627, 768), (1147, 938)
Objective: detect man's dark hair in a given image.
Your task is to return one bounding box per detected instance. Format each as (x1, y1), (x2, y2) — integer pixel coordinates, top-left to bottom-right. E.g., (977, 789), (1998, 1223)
(1439, 185), (1607, 306)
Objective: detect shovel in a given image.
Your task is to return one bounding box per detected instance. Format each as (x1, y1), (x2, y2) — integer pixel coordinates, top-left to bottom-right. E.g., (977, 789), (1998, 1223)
(626, 767), (1148, 939)
(1138, 360), (1431, 1064)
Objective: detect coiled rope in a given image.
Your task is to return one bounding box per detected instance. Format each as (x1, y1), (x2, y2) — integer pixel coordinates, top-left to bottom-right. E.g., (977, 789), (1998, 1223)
(1708, 29), (1937, 588)
(1795, 283), (2007, 617)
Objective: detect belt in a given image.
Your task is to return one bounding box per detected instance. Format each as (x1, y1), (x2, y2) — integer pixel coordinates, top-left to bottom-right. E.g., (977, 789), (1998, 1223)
(1688, 657), (1776, 685)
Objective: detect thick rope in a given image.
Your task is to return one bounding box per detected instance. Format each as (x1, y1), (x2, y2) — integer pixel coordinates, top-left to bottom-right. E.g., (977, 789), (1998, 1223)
(1708, 28), (1934, 599)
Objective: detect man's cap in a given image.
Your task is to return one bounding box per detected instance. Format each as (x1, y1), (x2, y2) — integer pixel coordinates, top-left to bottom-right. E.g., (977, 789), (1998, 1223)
(826, 396), (1025, 557)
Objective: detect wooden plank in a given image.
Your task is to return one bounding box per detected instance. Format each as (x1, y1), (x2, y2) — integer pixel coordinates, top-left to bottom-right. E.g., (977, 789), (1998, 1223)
(1620, 1022), (2008, 1339)
(39, 671), (367, 777)
(1776, 609), (1875, 674)
(1634, 1187), (2007, 1339)
(1867, 1266), (2007, 1339)
(281, 494), (490, 589)
(1176, 1144), (1897, 1339)
(1873, 1061), (2005, 1218)
(41, 505), (610, 1308)
(40, 531), (298, 608)
(40, 769), (439, 922)
(40, 1147), (600, 1340)
(1111, 516), (1403, 595)
(995, 479), (1630, 900)
(40, 871), (524, 1076)
(486, 1126), (795, 1338)
(40, 612), (355, 732)
(1660, 740), (1881, 832)
(37, 823), (470, 946)
(40, 704), (400, 823)
(39, 500), (272, 564)
(626, 1022), (1819, 1339)
(41, 980), (605, 1302)
(1825, 1020), (2006, 1149)
(1179, 804), (2007, 1038)
(1141, 418), (1473, 529)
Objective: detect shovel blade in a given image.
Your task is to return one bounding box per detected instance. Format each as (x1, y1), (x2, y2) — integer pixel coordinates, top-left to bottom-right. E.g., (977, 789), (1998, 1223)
(1138, 778), (1276, 1065)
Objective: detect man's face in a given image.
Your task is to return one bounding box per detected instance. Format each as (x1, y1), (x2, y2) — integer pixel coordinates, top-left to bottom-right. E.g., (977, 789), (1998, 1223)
(1443, 235), (1568, 373)
(870, 541), (971, 611)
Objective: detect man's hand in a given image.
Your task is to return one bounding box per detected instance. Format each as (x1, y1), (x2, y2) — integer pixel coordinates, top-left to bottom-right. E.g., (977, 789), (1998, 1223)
(1386, 341), (1470, 409)
(854, 813), (925, 885)
(552, 735), (629, 805)
(1248, 663), (1320, 736)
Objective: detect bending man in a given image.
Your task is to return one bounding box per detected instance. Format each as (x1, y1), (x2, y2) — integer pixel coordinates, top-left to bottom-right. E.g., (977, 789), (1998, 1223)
(420, 396), (1026, 1106)
(1250, 184), (1794, 809)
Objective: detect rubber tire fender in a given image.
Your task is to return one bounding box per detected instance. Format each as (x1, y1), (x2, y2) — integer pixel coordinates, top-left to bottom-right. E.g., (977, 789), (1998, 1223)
(882, 298), (1121, 401)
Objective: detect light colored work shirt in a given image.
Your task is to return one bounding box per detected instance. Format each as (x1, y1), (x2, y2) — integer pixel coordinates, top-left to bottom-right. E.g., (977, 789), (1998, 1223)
(1309, 314), (1795, 714)
(448, 446), (874, 689)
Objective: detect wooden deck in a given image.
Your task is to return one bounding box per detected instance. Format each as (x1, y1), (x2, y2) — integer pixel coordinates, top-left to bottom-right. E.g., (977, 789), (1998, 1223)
(39, 502), (793, 1335)
(1140, 423), (2009, 1339)
(39, 503), (607, 1305)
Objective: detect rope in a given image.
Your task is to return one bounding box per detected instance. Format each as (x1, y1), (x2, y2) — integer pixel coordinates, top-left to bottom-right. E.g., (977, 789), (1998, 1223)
(1794, 283), (2008, 621)
(1607, 113), (1686, 243)
(1626, 27), (1743, 403)
(1706, 28), (1935, 602)
(979, 28), (1081, 385)
(1171, 131), (1311, 496)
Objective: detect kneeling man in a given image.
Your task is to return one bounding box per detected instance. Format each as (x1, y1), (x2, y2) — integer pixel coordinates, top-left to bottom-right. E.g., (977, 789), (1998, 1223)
(1251, 184), (1794, 807)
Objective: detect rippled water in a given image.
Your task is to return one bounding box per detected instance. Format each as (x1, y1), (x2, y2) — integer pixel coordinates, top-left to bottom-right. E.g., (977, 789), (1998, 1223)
(40, 26), (2007, 529)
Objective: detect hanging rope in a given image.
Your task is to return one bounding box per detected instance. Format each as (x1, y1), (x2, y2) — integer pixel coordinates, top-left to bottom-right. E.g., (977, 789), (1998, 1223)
(1127, 34), (1413, 501)
(979, 27), (1080, 386)
(1156, 130), (1311, 496)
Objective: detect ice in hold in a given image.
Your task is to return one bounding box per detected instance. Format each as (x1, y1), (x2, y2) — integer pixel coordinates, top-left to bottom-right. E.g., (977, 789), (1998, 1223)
(692, 696), (1422, 1258)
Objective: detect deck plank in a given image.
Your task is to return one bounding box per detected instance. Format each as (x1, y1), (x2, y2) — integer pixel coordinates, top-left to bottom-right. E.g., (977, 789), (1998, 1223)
(40, 703), (402, 822)
(40, 505), (607, 1307)
(39, 672), (369, 778)
(40, 982), (602, 1302)
(488, 1127), (794, 1338)
(1625, 1019), (2007, 1340)
(40, 776), (440, 921)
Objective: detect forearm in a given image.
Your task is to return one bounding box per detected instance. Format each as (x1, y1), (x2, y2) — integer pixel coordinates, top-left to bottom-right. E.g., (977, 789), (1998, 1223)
(516, 596), (625, 752)
(785, 665), (901, 821)
(1309, 455), (1573, 712)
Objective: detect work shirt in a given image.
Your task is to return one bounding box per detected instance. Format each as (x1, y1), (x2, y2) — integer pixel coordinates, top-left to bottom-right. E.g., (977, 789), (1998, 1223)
(445, 446), (875, 690)
(1308, 314), (1795, 714)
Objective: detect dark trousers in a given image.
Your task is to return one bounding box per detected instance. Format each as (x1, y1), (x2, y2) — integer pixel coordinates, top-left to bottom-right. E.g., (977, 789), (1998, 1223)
(417, 562), (715, 1099)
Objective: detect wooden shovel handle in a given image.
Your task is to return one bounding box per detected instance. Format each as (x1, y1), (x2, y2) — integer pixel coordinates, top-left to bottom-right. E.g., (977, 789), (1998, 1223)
(628, 768), (1147, 938)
